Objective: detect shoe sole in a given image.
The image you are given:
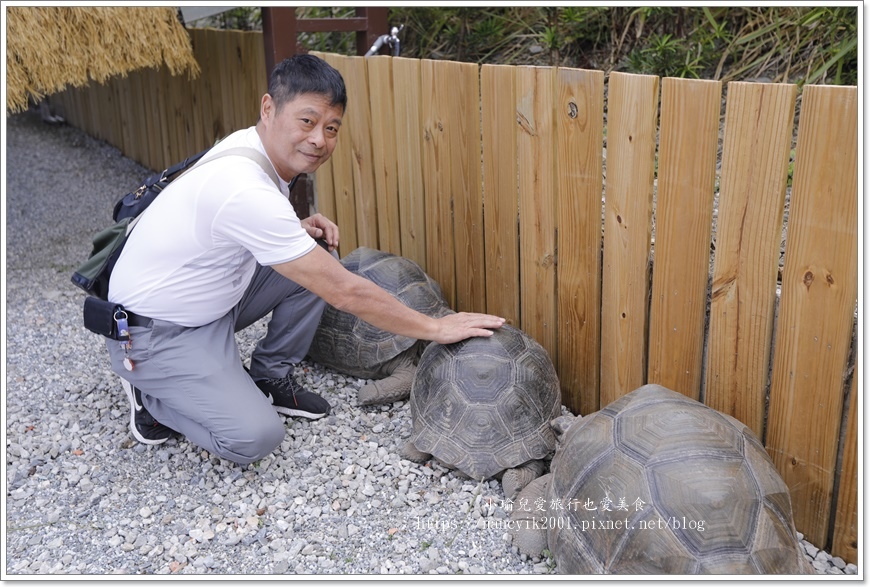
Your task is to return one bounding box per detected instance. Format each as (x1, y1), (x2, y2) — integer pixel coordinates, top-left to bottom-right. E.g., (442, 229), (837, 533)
(263, 392), (330, 420)
(120, 378), (168, 445)
(274, 405), (330, 419)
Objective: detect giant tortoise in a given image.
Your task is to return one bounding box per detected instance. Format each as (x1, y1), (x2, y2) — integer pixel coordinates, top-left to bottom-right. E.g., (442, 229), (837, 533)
(307, 247), (452, 406)
(511, 384), (812, 574)
(401, 324), (562, 498)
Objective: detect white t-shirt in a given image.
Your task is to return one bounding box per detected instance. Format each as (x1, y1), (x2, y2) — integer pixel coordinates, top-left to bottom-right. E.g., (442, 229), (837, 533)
(109, 127), (316, 326)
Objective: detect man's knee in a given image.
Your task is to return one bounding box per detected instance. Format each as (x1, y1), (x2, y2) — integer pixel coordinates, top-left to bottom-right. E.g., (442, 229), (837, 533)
(213, 416), (285, 465)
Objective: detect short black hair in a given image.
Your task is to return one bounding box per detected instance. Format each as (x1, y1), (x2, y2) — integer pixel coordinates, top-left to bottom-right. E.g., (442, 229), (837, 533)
(267, 54), (347, 113)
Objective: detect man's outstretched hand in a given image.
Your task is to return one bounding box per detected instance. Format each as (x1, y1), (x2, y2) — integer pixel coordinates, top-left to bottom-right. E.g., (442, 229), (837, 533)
(429, 312), (506, 345)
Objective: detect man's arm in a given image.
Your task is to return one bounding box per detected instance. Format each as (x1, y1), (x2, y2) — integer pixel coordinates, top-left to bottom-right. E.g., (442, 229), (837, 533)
(271, 245), (505, 344)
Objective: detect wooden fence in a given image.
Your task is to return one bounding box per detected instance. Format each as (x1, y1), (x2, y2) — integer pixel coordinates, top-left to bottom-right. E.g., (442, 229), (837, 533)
(51, 28), (859, 563)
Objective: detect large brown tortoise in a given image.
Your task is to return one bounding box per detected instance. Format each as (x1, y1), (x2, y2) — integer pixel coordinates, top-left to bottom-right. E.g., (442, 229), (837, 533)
(401, 324), (562, 498)
(511, 384), (812, 575)
(307, 247), (452, 406)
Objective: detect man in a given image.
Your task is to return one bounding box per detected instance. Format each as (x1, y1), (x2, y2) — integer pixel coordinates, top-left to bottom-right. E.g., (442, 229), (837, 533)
(105, 54), (504, 465)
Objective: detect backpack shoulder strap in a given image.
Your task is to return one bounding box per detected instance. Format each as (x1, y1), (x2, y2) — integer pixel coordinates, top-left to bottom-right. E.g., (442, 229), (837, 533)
(177, 146), (281, 188)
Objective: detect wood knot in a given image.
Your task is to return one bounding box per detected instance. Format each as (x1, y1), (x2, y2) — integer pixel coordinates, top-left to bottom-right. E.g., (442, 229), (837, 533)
(540, 254), (554, 268)
(803, 271), (814, 288)
(567, 101), (578, 119)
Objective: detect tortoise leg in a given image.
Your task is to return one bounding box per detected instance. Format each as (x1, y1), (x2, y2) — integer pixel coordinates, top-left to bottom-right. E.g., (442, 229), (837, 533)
(357, 354), (416, 406)
(399, 440), (431, 464)
(510, 473), (552, 557)
(501, 459), (546, 500)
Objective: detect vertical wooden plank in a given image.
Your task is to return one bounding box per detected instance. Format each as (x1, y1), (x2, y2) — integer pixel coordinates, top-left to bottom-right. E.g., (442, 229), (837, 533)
(236, 31), (260, 128)
(200, 28), (225, 147)
(179, 58), (197, 159)
(84, 83), (101, 141)
(154, 66), (176, 166)
(135, 70), (152, 167)
(451, 61), (485, 314)
(366, 55), (402, 256)
(314, 155), (338, 222)
(315, 51), (358, 257)
(112, 77), (128, 157)
(134, 69), (151, 167)
(170, 64), (188, 163)
(705, 82), (796, 436)
(556, 67), (604, 416)
(420, 58), (457, 307)
(219, 29), (240, 135)
(90, 82), (108, 143)
(647, 77), (722, 399)
(391, 57), (426, 270)
(141, 68), (162, 169)
(77, 85), (90, 133)
(182, 40), (205, 157)
(766, 84), (858, 548)
(232, 31), (255, 129)
(70, 85), (83, 129)
(88, 82), (106, 143)
(111, 77), (127, 155)
(185, 28), (208, 153)
(169, 55), (189, 162)
(72, 86), (85, 133)
(127, 70), (151, 168)
(80, 84), (91, 133)
(146, 69), (165, 169)
(517, 66), (558, 358)
(599, 72), (659, 406)
(832, 372), (858, 564)
(481, 64), (520, 326)
(61, 87), (74, 128)
(246, 30), (268, 126)
(160, 68), (184, 162)
(153, 66), (174, 167)
(338, 54), (379, 250)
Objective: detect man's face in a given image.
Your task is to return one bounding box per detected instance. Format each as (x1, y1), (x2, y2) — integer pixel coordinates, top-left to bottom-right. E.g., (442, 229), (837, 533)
(257, 92), (343, 180)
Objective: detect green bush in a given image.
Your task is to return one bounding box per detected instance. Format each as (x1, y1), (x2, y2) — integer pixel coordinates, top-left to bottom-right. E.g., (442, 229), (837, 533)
(193, 6), (858, 86)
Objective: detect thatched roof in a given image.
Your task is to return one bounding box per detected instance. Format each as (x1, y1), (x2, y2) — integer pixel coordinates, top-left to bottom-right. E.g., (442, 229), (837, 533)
(6, 6), (200, 113)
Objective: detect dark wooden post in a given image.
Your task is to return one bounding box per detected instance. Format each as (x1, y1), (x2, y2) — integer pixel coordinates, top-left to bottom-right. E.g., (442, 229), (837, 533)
(356, 7), (389, 55)
(262, 7), (298, 78)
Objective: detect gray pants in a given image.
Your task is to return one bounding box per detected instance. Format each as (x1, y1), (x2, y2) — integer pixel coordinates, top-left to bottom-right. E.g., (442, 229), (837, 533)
(106, 264), (327, 465)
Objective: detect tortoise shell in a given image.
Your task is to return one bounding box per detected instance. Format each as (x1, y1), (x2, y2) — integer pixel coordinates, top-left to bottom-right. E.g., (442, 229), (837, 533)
(408, 324), (561, 480)
(545, 384), (810, 574)
(307, 247), (452, 379)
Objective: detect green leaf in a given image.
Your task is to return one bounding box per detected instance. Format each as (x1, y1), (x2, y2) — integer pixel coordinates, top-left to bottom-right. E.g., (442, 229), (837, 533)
(806, 36), (857, 84)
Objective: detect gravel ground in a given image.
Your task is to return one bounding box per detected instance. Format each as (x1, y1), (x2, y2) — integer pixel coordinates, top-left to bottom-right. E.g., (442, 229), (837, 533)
(3, 108), (858, 577)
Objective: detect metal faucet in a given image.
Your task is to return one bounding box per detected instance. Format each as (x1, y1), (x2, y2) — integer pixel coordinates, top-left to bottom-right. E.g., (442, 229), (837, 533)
(365, 24), (403, 57)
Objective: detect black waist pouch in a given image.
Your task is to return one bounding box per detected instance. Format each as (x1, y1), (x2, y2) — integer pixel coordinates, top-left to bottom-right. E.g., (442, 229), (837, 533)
(83, 296), (123, 339)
